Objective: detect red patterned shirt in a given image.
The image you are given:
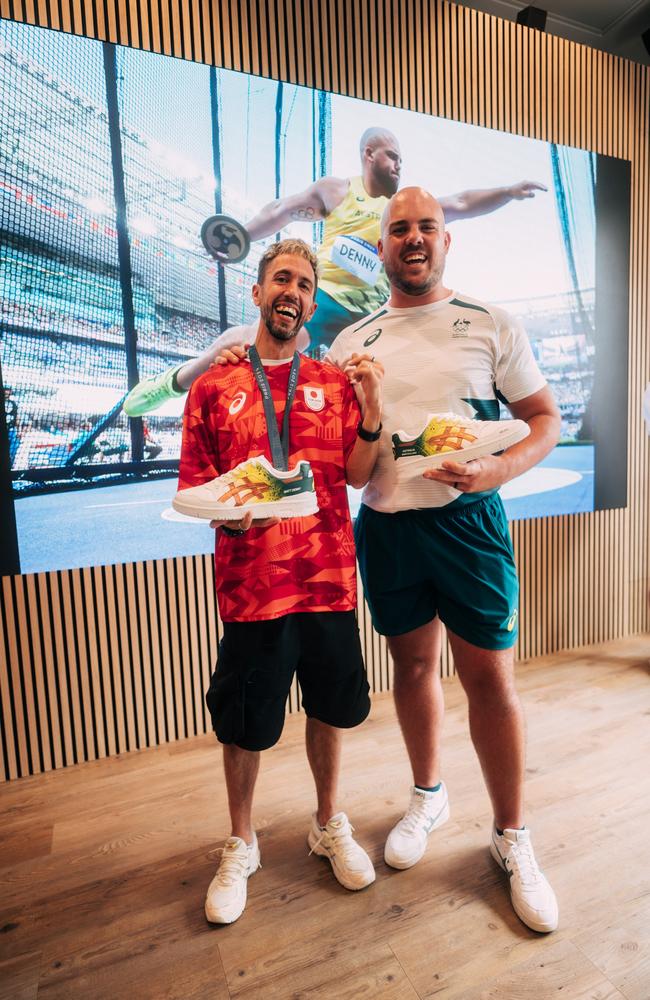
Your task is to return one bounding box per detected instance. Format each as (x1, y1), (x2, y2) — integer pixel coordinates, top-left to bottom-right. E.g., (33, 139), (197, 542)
(178, 355), (362, 622)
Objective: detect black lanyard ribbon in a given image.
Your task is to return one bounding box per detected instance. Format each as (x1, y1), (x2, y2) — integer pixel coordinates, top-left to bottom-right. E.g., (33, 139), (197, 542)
(248, 345), (301, 471)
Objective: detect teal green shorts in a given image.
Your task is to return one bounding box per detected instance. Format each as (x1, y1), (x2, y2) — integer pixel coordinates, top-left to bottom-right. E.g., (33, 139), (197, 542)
(354, 493), (519, 650)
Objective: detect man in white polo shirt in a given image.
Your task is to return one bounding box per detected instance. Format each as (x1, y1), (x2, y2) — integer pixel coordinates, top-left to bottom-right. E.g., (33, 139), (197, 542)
(328, 186), (562, 934)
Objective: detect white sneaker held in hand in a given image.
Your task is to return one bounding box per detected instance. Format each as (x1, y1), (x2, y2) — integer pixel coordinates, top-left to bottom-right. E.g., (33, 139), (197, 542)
(384, 783), (450, 870)
(307, 812), (375, 890)
(391, 412), (530, 478)
(173, 455), (318, 521)
(205, 833), (261, 924)
(490, 826), (559, 933)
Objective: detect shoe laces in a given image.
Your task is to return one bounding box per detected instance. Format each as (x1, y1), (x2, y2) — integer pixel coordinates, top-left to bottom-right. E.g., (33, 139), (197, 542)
(310, 819), (361, 863)
(506, 836), (541, 886)
(214, 844), (257, 887)
(399, 794), (434, 836)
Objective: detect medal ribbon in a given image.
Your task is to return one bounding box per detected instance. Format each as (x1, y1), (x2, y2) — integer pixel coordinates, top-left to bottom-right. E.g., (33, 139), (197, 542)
(248, 345), (301, 471)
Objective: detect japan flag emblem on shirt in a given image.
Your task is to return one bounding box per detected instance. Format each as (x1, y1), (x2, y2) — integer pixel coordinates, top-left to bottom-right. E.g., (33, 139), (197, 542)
(304, 386), (325, 412)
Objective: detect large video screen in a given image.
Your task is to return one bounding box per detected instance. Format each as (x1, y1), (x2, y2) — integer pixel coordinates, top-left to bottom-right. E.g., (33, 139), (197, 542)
(0, 20), (630, 574)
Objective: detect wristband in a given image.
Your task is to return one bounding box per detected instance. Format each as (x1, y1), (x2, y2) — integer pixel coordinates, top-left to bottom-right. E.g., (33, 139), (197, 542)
(221, 524), (246, 537)
(357, 420), (382, 442)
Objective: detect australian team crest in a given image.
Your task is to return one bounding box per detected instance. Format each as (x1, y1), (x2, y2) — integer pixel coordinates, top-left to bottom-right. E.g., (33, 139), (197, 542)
(452, 318), (470, 337)
(304, 386), (325, 412)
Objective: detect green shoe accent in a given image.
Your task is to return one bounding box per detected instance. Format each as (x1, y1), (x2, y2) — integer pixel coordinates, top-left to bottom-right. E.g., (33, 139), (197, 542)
(392, 414), (480, 460)
(278, 461), (315, 498)
(123, 363), (186, 417)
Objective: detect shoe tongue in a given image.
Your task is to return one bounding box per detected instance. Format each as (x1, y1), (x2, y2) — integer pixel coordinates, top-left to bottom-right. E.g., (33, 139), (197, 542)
(224, 836), (245, 851)
(503, 827), (529, 844)
(327, 812), (347, 829)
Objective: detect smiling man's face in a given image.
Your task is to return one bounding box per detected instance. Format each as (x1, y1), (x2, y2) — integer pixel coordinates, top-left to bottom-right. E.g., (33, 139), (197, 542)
(253, 253), (317, 343)
(378, 187), (451, 302)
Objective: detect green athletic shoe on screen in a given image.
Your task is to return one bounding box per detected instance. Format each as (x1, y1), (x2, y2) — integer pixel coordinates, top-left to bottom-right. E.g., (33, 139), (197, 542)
(123, 363), (186, 417)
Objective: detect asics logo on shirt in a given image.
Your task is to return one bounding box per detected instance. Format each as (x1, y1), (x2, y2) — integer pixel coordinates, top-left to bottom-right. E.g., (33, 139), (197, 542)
(363, 329), (382, 347)
(229, 391), (247, 415)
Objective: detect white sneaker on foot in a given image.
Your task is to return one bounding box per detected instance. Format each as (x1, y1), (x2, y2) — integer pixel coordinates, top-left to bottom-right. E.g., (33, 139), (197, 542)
(204, 833), (261, 924)
(307, 812), (375, 890)
(490, 826), (559, 933)
(384, 784), (450, 869)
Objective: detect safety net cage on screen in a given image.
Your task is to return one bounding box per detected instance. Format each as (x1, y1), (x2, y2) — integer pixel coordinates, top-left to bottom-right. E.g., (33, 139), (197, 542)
(0, 21), (331, 498)
(0, 19), (629, 574)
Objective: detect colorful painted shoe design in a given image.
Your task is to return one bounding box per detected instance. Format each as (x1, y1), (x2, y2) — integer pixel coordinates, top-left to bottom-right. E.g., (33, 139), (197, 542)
(172, 455), (318, 520)
(392, 412), (530, 476)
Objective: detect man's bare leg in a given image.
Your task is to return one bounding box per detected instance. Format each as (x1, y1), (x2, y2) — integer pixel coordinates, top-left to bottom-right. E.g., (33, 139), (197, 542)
(384, 618), (448, 870)
(204, 743), (261, 925)
(447, 630), (524, 829)
(447, 629), (559, 931)
(387, 618), (445, 787)
(223, 743), (260, 844)
(305, 717), (375, 890)
(305, 717), (341, 824)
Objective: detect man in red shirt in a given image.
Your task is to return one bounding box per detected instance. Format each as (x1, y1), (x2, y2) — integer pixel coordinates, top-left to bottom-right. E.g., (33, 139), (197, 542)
(177, 238), (383, 924)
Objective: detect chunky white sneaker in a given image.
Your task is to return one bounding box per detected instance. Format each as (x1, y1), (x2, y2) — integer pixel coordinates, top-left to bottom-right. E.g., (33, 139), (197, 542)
(490, 826), (559, 933)
(204, 834), (261, 924)
(173, 455), (318, 521)
(307, 812), (375, 890)
(391, 412), (530, 478)
(384, 784), (450, 870)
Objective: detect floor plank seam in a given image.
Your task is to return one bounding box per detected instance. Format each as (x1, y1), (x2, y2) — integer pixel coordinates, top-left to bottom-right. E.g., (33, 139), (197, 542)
(388, 941), (422, 998)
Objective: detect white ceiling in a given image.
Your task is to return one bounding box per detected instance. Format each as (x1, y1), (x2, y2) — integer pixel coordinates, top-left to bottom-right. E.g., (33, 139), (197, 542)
(455, 0), (650, 65)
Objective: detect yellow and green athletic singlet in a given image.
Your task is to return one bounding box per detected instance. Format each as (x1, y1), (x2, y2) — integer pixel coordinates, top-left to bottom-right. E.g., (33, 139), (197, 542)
(317, 176), (390, 315)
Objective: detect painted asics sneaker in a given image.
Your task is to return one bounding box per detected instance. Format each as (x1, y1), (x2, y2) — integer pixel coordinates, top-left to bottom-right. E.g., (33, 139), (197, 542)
(384, 784), (450, 869)
(172, 455), (318, 521)
(205, 833), (261, 924)
(391, 412), (530, 477)
(490, 826), (559, 933)
(123, 363), (186, 417)
(307, 812), (375, 891)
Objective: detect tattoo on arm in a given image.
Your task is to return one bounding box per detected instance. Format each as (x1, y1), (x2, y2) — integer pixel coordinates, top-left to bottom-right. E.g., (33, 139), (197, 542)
(290, 206), (315, 221)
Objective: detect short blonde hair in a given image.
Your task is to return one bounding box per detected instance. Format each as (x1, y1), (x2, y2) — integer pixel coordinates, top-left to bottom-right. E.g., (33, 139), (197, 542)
(256, 238), (319, 293)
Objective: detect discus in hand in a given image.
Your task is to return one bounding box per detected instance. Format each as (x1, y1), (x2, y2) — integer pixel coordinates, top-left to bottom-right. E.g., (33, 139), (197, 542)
(200, 214), (251, 263)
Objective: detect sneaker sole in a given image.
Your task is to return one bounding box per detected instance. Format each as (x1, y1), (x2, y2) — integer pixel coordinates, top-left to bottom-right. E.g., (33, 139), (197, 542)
(307, 830), (375, 891)
(489, 841), (558, 933)
(172, 494), (319, 521)
(394, 424), (530, 478)
(384, 800), (450, 870)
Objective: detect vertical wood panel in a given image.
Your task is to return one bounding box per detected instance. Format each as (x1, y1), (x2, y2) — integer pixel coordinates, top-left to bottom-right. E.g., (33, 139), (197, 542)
(0, 0), (648, 779)
(0, 580), (20, 779)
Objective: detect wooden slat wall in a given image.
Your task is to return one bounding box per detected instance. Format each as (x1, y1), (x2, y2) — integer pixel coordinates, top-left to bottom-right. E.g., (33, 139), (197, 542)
(0, 0), (648, 780)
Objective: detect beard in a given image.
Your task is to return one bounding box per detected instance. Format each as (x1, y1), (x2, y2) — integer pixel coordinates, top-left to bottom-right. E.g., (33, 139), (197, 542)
(375, 166), (400, 198)
(260, 300), (302, 342)
(383, 254), (445, 297)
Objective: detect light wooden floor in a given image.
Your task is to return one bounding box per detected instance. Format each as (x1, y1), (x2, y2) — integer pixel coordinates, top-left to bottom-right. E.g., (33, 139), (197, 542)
(1, 635), (649, 1000)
